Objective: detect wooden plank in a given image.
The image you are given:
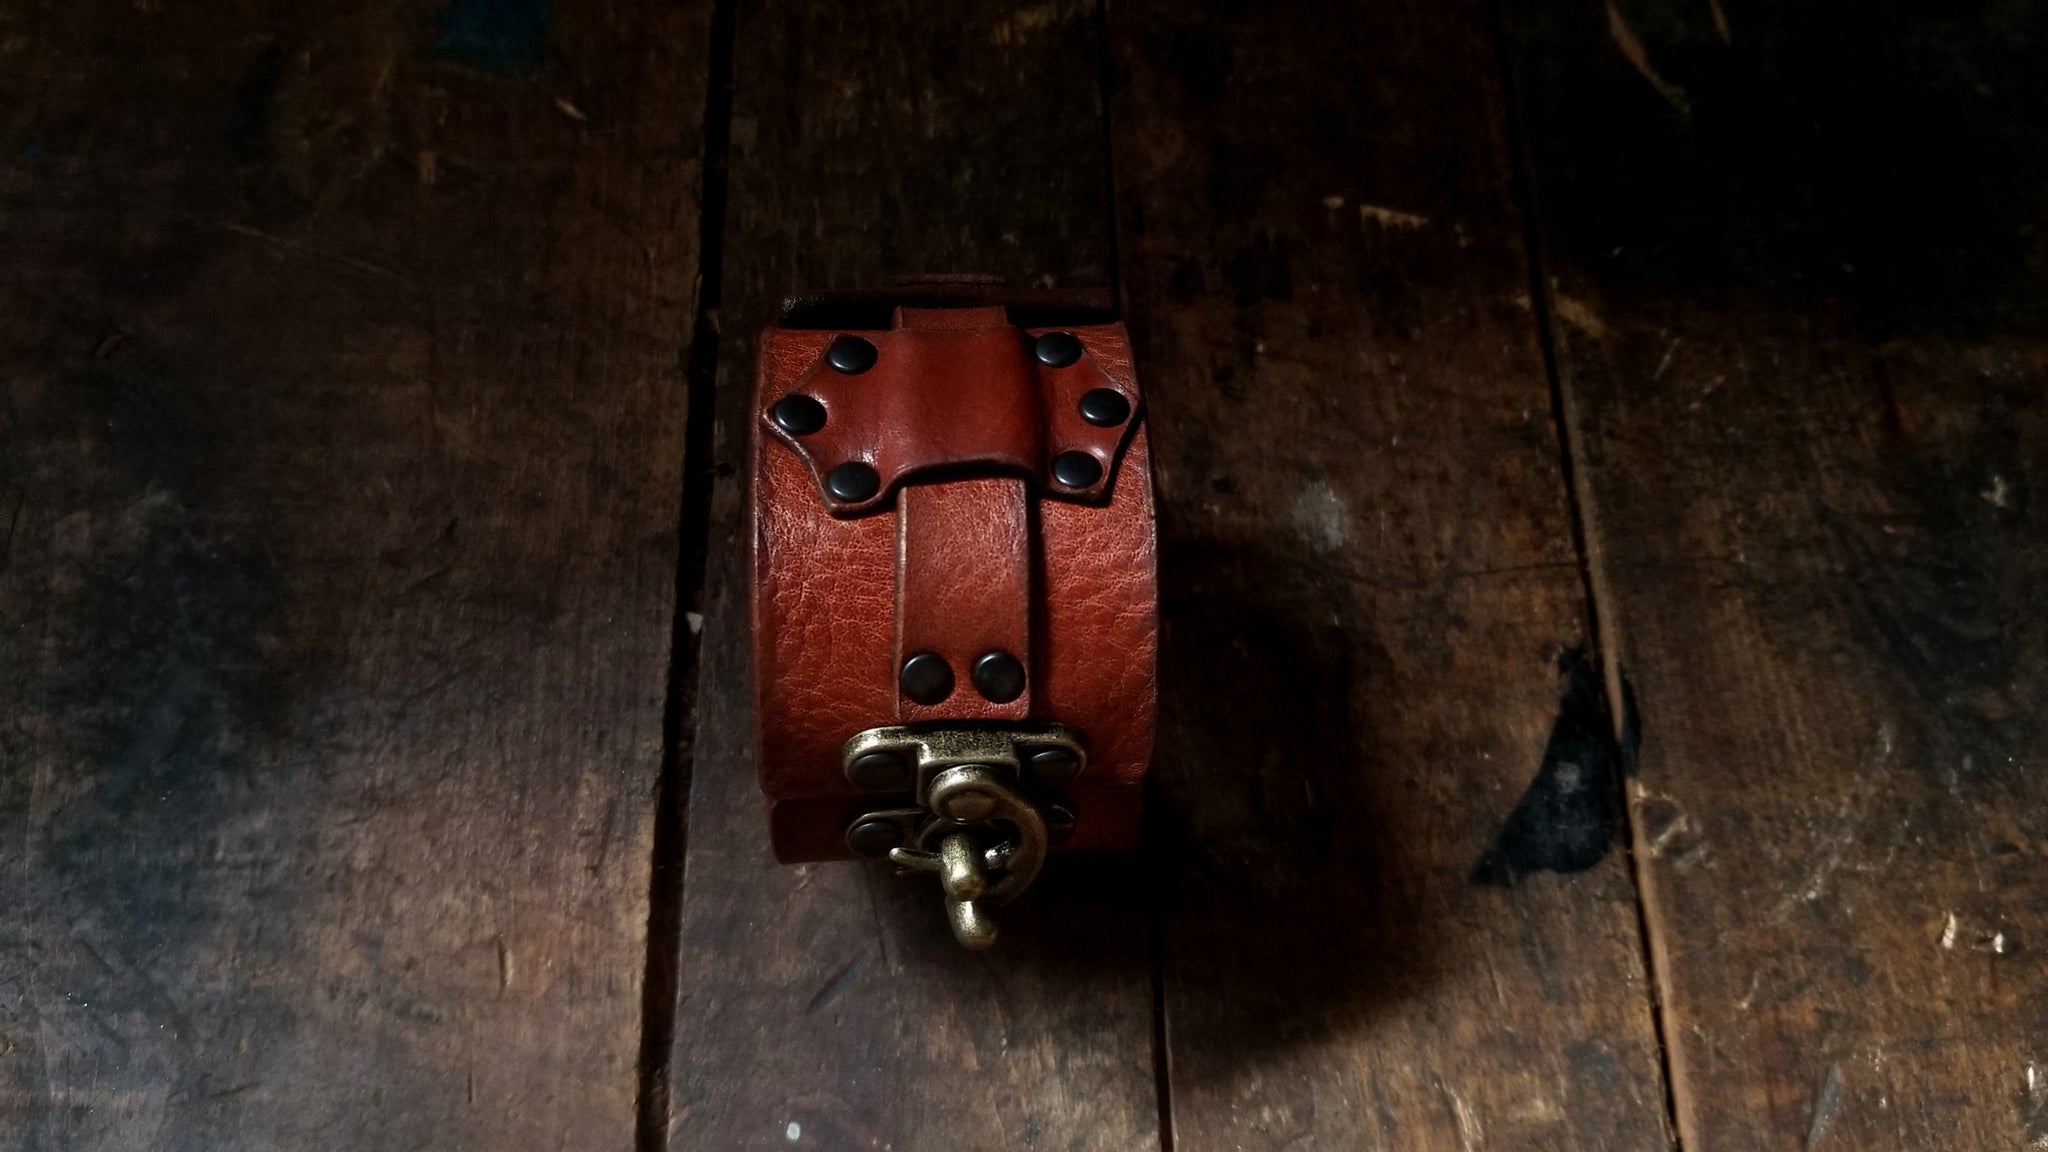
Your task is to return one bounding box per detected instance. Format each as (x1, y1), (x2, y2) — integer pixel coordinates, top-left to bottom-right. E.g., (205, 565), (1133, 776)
(0, 2), (704, 1147)
(1109, 1), (1676, 1147)
(666, 2), (1159, 1149)
(1511, 1), (2048, 1147)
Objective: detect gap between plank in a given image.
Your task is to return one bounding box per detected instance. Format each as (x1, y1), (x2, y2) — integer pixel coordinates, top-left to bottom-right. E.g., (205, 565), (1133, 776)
(1091, 1), (1174, 1148)
(1484, 2), (1686, 1148)
(635, 0), (739, 1146)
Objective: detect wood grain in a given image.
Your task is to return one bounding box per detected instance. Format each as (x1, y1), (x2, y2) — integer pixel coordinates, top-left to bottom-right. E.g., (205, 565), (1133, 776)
(665, 2), (1159, 1149)
(1512, 0), (2048, 1147)
(1110, 1), (1675, 1147)
(0, 2), (704, 1147)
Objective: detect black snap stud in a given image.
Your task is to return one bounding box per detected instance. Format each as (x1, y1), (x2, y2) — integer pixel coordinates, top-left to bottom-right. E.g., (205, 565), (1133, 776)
(1025, 747), (1082, 788)
(771, 394), (827, 435)
(826, 462), (881, 502)
(826, 335), (878, 374)
(848, 751), (911, 791)
(1032, 331), (1084, 368)
(1050, 451), (1103, 489)
(846, 818), (904, 857)
(1045, 805), (1077, 844)
(1077, 388), (1130, 428)
(900, 653), (955, 704)
(971, 650), (1027, 703)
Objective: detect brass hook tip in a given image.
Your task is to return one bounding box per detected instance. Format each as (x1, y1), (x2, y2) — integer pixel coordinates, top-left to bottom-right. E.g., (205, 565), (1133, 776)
(948, 897), (999, 950)
(938, 832), (987, 902)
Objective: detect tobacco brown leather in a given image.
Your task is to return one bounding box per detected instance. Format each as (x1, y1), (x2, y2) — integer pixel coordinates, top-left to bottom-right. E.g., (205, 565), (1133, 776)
(763, 307), (1139, 514)
(896, 478), (1034, 724)
(752, 304), (1156, 862)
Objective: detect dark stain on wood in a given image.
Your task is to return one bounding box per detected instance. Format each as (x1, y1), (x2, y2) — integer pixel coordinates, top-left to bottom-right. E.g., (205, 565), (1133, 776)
(1511, 0), (2048, 1142)
(1472, 647), (1623, 886)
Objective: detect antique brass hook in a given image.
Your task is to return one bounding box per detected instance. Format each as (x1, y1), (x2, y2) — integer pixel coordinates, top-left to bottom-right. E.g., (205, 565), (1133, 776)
(842, 726), (1079, 948)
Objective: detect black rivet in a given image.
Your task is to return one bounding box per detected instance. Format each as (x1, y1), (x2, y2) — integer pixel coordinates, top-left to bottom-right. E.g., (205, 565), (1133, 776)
(1025, 747), (1082, 788)
(1045, 805), (1077, 844)
(1033, 331), (1083, 368)
(1050, 451), (1103, 488)
(1077, 388), (1130, 427)
(900, 653), (954, 704)
(847, 818), (903, 857)
(971, 650), (1027, 703)
(826, 462), (881, 502)
(848, 751), (911, 791)
(826, 335), (878, 374)
(771, 394), (827, 435)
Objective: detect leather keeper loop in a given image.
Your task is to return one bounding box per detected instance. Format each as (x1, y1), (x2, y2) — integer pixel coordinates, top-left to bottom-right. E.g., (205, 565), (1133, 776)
(750, 299), (1158, 864)
(759, 306), (1143, 514)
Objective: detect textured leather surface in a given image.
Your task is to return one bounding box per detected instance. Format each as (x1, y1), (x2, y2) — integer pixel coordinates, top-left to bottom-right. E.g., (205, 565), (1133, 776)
(752, 307), (1157, 862)
(760, 307), (1142, 513)
(896, 478), (1034, 723)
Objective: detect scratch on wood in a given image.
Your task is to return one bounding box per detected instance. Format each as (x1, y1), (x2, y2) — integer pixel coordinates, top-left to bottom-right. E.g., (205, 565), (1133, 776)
(1735, 969), (1763, 1011)
(1550, 294), (1610, 340)
(1652, 337), (1680, 380)
(1440, 1082), (1482, 1152)
(1606, 0), (1692, 116)
(1359, 203), (1430, 230)
(1805, 1062), (1844, 1150)
(2, 493), (21, 571)
(218, 221), (410, 284)
(990, 2), (1065, 45)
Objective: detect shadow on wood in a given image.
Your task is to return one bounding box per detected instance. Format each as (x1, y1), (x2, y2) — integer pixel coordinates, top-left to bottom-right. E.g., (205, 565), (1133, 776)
(1149, 538), (1436, 1074)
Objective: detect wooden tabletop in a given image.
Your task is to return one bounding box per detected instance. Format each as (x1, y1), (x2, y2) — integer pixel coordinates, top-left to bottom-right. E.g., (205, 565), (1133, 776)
(3, 1), (2042, 1149)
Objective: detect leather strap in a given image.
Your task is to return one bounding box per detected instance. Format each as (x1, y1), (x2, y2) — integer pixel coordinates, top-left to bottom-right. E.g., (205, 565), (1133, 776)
(751, 300), (1157, 862)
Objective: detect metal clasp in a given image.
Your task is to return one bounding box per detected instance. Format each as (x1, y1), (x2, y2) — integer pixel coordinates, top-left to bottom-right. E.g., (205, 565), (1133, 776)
(841, 724), (1084, 949)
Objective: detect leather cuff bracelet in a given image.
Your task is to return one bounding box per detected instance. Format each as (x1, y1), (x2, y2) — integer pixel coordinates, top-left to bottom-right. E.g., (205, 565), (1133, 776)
(750, 285), (1158, 947)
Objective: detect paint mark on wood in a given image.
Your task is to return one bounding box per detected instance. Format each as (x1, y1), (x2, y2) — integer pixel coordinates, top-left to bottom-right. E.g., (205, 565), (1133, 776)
(2024, 1062), (2048, 1148)
(1473, 648), (1623, 885)
(433, 0), (551, 75)
(1606, 0), (1691, 117)
(1290, 481), (1351, 554)
(1805, 1062), (1844, 1150)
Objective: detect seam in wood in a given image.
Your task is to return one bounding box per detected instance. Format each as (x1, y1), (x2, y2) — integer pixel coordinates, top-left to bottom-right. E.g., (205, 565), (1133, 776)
(1485, 2), (1686, 1148)
(634, 0), (738, 1147)
(1095, 1), (1171, 1147)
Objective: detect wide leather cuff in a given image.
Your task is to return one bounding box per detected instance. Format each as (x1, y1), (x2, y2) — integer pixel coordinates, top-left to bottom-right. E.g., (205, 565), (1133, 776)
(748, 286), (1158, 940)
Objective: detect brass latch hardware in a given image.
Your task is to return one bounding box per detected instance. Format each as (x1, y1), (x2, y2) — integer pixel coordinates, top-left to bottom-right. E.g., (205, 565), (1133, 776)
(840, 724), (1084, 949)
